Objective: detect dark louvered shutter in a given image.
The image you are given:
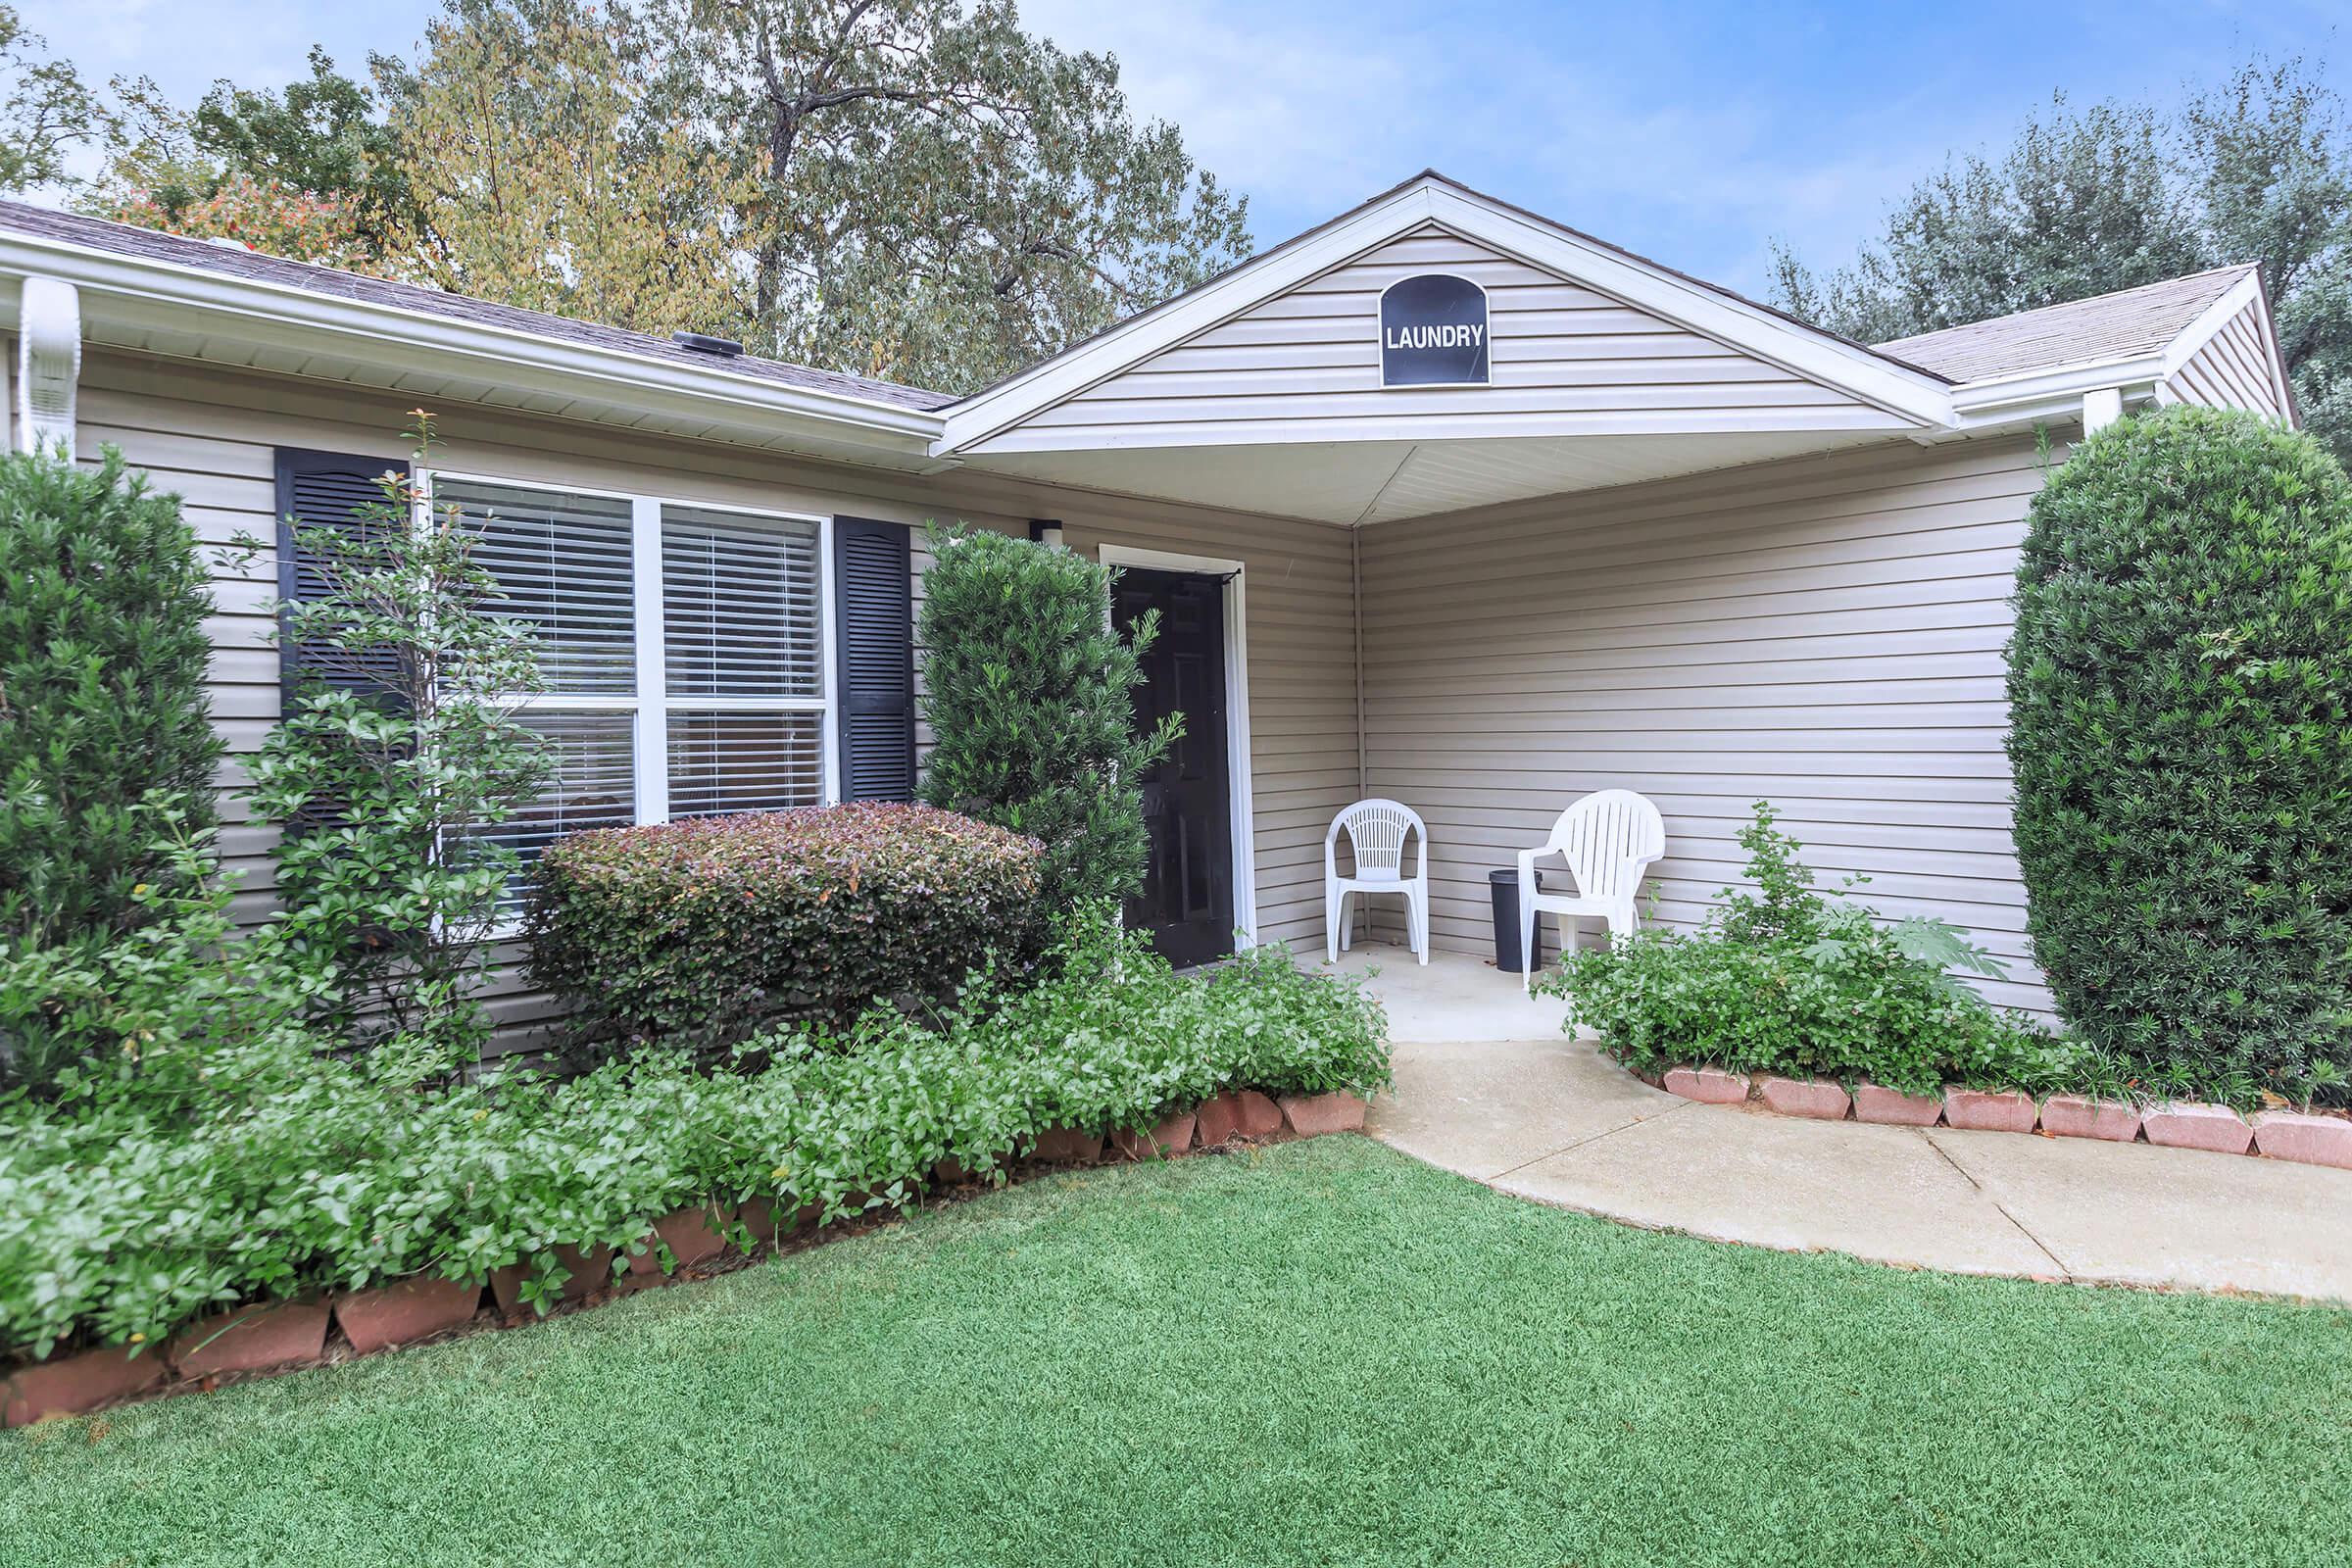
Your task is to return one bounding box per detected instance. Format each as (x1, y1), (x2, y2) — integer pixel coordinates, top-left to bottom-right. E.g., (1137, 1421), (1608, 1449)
(274, 447), (410, 706)
(832, 516), (914, 801)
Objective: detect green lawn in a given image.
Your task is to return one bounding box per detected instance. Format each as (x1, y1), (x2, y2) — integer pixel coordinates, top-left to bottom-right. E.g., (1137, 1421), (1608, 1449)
(5, 1137), (2346, 1567)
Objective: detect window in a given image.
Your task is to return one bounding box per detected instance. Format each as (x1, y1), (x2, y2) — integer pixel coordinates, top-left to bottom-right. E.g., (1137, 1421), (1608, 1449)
(429, 472), (835, 892)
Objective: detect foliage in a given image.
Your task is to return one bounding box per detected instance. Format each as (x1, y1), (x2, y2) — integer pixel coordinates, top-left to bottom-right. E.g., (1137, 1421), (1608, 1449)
(1540, 803), (2070, 1101)
(623, 0), (1252, 390)
(382, 0), (757, 336)
(0, 806), (325, 1102)
(90, 52), (415, 268)
(0, 913), (1388, 1361)
(1770, 59), (2352, 462)
(98, 173), (382, 270)
(524, 802), (1048, 1054)
(916, 527), (1176, 915)
(0, 4), (103, 196)
(2007, 407), (2352, 1108)
(222, 415), (549, 1073)
(66, 0), (1250, 392)
(0, 446), (223, 955)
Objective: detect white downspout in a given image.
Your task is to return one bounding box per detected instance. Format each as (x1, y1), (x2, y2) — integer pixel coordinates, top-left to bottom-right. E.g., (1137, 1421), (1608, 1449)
(2082, 386), (2123, 435)
(16, 276), (81, 459)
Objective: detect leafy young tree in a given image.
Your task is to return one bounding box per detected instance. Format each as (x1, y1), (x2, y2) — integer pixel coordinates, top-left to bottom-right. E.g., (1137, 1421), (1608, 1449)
(1772, 61), (2352, 459)
(228, 416), (551, 1074)
(916, 527), (1176, 914)
(382, 0), (756, 336)
(0, 3), (104, 195)
(630, 0), (1252, 390)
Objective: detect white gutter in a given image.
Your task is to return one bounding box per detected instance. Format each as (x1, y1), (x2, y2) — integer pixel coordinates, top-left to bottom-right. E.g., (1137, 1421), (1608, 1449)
(1945, 352), (2169, 431)
(0, 228), (947, 464)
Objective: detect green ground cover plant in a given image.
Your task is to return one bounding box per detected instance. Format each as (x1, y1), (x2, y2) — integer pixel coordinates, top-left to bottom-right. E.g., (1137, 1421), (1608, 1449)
(3, 1137), (2343, 1568)
(0, 914), (1386, 1360)
(1543, 803), (2091, 1100)
(2009, 407), (2352, 1107)
(525, 802), (1047, 1054)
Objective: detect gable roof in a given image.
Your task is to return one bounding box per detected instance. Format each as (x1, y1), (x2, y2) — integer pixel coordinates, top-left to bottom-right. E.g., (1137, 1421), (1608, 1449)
(0, 200), (954, 414)
(936, 171), (1962, 452)
(1876, 265), (2258, 382)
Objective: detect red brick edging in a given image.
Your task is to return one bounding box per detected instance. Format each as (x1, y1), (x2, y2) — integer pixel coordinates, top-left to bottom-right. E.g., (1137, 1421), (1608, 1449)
(1656, 1068), (2350, 1174)
(1, 1091), (1368, 1429)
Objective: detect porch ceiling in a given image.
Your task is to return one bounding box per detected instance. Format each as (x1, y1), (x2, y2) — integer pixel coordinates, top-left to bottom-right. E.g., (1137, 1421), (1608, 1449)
(956, 427), (1916, 526)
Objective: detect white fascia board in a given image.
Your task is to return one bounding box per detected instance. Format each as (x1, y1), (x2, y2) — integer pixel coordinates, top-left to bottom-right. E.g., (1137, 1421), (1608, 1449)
(1415, 185), (1955, 428)
(1946, 353), (2170, 430)
(2155, 269), (2297, 424)
(938, 183), (1449, 451)
(935, 177), (1961, 455)
(0, 230), (946, 461)
(2158, 270), (2263, 379)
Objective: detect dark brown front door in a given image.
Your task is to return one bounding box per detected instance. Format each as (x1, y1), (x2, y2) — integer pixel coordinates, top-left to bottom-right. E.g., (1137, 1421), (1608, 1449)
(1114, 566), (1233, 966)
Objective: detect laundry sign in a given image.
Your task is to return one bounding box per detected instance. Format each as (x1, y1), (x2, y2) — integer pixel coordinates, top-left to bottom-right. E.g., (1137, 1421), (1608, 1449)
(1380, 273), (1490, 386)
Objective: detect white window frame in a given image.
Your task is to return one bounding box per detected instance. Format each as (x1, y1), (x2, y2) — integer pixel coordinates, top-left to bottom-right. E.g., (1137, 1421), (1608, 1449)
(418, 466), (840, 848)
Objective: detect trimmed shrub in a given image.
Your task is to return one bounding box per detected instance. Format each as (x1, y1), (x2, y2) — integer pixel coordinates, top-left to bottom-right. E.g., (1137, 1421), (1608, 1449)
(524, 802), (1047, 1051)
(916, 526), (1175, 913)
(0, 916), (1390, 1360)
(2008, 407), (2352, 1105)
(1543, 804), (2078, 1100)
(0, 447), (221, 948)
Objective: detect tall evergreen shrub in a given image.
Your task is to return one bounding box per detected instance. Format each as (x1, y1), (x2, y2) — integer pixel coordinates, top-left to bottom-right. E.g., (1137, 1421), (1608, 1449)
(916, 526), (1175, 912)
(0, 446), (222, 946)
(2007, 406), (2352, 1103)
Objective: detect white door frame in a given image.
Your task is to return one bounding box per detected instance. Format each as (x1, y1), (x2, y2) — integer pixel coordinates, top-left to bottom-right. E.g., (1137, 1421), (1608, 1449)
(1098, 541), (1258, 950)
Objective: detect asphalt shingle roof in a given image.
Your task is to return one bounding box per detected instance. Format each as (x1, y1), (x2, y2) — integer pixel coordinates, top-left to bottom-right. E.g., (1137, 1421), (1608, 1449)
(0, 200), (956, 413)
(1873, 265), (2256, 382)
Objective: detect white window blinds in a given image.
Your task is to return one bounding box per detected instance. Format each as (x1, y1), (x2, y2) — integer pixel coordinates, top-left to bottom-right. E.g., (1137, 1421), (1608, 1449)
(443, 478), (637, 695)
(660, 504), (826, 818)
(661, 506), (822, 699)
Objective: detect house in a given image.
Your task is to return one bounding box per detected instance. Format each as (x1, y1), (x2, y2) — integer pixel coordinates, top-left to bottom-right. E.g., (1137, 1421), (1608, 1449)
(0, 172), (2298, 1032)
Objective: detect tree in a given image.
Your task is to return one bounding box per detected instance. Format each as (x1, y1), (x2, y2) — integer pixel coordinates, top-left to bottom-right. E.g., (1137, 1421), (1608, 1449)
(628, 0), (1251, 391)
(0, 3), (104, 195)
(228, 416), (550, 1073)
(90, 62), (403, 271)
(381, 0), (755, 337)
(189, 48), (416, 253)
(2006, 407), (2352, 1107)
(0, 447), (224, 948)
(916, 527), (1175, 915)
(1772, 61), (2352, 460)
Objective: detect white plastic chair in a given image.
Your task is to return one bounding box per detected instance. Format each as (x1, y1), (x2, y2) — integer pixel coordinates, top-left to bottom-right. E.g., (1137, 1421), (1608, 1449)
(1325, 799), (1429, 965)
(1518, 790), (1665, 992)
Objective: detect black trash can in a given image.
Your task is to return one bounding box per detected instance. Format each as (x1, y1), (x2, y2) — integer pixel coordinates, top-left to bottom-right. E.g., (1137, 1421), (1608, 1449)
(1489, 869), (1541, 974)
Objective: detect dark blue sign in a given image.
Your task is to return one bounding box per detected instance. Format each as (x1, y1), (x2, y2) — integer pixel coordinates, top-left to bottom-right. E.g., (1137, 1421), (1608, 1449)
(1380, 273), (1490, 386)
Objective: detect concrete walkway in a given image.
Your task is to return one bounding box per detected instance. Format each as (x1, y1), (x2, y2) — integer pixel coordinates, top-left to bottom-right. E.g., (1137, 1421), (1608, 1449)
(1316, 946), (2352, 1302)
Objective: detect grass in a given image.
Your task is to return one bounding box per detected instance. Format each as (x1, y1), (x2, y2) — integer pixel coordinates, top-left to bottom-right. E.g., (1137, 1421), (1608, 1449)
(4, 1136), (2347, 1567)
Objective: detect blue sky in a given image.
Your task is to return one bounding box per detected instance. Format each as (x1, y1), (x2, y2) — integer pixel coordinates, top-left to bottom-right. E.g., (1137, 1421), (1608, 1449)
(22, 0), (2348, 294)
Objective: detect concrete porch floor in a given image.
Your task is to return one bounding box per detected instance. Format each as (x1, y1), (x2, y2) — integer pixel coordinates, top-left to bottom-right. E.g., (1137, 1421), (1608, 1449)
(1309, 943), (2352, 1302)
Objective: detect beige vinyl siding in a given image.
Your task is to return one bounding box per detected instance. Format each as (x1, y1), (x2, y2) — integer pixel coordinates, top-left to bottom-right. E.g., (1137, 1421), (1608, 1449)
(969, 225), (1896, 454)
(1357, 432), (2058, 1016)
(2162, 303), (2291, 420)
(74, 349), (1359, 1044)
